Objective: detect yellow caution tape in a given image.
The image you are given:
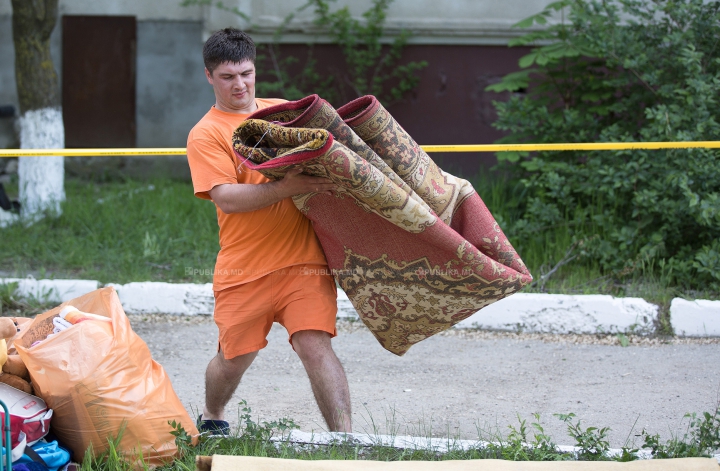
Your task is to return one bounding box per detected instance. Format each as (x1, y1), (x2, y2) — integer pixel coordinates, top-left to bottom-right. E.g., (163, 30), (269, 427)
(421, 141), (720, 152)
(0, 148), (187, 157)
(0, 141), (719, 157)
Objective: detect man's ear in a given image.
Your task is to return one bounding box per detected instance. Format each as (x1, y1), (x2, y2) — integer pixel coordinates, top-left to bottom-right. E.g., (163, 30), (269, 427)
(205, 67), (213, 84)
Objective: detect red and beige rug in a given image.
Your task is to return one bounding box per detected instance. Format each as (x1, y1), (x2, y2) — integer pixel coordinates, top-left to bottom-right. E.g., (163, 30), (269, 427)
(233, 96), (532, 355)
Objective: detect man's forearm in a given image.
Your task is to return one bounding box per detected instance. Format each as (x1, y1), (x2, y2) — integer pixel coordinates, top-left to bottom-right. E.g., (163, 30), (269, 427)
(209, 181), (290, 213)
(210, 168), (337, 214)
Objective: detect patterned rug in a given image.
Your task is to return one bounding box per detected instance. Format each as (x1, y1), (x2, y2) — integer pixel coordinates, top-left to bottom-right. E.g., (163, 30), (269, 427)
(234, 97), (532, 356)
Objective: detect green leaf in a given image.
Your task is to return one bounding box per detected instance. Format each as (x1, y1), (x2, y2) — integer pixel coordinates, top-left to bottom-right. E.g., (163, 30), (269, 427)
(514, 16), (540, 29)
(485, 70), (535, 92)
(519, 52), (539, 68)
(497, 151), (529, 163)
(521, 158), (542, 172)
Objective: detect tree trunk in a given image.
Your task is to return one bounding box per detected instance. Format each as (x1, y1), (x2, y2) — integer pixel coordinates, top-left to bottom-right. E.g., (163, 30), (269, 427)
(11, 0), (65, 220)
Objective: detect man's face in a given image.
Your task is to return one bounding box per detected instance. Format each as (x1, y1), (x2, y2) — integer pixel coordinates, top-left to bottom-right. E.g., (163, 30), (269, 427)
(205, 60), (256, 113)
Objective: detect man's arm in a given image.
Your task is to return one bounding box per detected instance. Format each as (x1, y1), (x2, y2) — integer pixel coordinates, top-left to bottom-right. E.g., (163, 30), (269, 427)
(209, 168), (336, 213)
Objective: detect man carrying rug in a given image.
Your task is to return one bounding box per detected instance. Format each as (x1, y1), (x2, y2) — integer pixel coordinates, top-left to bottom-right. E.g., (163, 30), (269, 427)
(186, 28), (352, 435)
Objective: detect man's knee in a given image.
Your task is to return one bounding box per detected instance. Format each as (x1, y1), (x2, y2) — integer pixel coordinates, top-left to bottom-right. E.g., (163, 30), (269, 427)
(292, 330), (333, 361)
(212, 349), (257, 376)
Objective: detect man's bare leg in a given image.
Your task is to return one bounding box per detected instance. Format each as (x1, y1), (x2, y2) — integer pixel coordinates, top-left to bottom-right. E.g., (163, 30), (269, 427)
(203, 349), (258, 420)
(292, 330), (352, 433)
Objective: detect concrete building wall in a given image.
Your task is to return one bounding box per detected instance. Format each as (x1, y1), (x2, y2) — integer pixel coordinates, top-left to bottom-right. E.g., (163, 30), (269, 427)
(1, 13), (212, 147)
(0, 0), (557, 43)
(0, 12), (212, 179)
(0, 0), (201, 20)
(216, 0), (557, 44)
(136, 20), (215, 147)
(0, 0), (557, 178)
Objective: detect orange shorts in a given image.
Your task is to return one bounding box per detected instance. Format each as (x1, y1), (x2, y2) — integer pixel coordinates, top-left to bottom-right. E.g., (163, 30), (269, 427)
(213, 264), (338, 359)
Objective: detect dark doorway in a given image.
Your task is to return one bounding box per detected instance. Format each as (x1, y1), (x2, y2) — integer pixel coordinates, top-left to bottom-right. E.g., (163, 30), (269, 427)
(62, 16), (136, 148)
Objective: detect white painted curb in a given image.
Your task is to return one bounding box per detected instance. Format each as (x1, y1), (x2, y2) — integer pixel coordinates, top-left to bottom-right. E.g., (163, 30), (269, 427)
(0, 277), (100, 303)
(339, 291), (658, 335)
(670, 298), (720, 337)
(452, 293), (656, 335)
(279, 430), (720, 463)
(108, 282), (215, 316)
(1, 278), (718, 337)
(274, 429), (664, 461)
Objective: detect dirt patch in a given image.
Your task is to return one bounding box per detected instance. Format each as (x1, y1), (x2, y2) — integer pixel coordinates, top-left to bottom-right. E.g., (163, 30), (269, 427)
(129, 315), (720, 449)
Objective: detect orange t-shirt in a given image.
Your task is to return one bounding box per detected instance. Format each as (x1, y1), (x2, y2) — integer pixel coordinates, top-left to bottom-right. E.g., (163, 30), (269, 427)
(187, 98), (328, 291)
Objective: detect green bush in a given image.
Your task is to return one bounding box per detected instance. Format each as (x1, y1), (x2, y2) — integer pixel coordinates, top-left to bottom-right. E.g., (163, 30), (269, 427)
(306, 0), (427, 106)
(487, 0), (720, 291)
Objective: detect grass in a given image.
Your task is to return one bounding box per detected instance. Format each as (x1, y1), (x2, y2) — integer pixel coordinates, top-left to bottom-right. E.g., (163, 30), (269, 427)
(2, 175), (716, 304)
(77, 402), (720, 470)
(0, 280), (56, 317)
(0, 177), (218, 285)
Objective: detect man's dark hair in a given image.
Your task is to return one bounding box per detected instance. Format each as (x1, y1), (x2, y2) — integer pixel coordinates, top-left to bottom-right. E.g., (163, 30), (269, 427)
(203, 28), (256, 74)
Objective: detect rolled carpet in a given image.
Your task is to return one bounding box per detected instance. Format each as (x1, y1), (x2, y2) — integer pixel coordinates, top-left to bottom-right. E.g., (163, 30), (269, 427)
(250, 94), (530, 284)
(337, 95), (530, 277)
(248, 94), (431, 212)
(233, 114), (532, 356)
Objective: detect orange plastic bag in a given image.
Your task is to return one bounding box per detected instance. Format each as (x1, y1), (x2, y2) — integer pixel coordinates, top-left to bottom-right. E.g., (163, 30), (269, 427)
(15, 287), (199, 467)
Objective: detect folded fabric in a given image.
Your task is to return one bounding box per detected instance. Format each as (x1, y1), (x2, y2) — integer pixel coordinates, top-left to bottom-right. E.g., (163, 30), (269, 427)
(14, 439), (70, 471)
(233, 109), (532, 355)
(52, 317), (72, 334)
(12, 463), (47, 471)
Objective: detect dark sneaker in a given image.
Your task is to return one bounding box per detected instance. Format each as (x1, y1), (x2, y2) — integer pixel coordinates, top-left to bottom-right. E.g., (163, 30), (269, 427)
(198, 414), (231, 437)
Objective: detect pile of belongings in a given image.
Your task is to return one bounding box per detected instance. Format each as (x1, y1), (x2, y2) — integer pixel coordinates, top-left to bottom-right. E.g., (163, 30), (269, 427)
(7, 287), (198, 468)
(0, 382), (69, 471)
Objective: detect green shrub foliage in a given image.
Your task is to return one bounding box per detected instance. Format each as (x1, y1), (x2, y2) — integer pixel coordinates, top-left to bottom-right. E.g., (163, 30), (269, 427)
(487, 0), (720, 290)
(306, 0), (427, 105)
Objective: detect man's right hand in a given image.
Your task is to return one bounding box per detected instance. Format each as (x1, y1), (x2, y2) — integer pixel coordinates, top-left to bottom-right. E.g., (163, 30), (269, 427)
(277, 168), (336, 197)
